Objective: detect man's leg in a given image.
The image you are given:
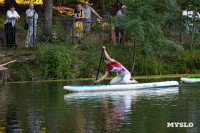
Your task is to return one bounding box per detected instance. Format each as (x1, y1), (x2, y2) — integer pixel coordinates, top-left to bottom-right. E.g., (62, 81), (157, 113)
(13, 26), (16, 46)
(110, 76), (123, 85)
(83, 22), (89, 36)
(123, 73), (138, 84)
(185, 24), (190, 34)
(84, 23), (91, 36)
(25, 26), (33, 47)
(120, 29), (124, 44)
(115, 26), (119, 43)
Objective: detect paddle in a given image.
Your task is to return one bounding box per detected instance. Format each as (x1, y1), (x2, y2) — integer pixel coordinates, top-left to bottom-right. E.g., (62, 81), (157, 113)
(94, 48), (104, 85)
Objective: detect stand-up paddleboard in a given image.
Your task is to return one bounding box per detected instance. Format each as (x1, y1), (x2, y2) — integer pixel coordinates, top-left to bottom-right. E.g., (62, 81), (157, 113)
(63, 81), (179, 92)
(181, 77), (200, 83)
(64, 87), (179, 100)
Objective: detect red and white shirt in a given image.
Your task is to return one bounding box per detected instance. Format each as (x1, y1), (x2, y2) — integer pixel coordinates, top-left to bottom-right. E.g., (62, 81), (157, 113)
(106, 59), (130, 77)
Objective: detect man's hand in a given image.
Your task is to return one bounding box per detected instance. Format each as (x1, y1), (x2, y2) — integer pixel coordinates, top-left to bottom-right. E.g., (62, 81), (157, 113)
(16, 17), (19, 21)
(94, 80), (99, 84)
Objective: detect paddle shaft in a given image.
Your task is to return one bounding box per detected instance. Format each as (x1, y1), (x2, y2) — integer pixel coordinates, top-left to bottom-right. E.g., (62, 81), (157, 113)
(95, 48), (104, 85)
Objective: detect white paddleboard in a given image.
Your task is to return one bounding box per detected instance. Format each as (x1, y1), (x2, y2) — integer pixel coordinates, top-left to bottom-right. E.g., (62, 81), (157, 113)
(64, 87), (179, 100)
(63, 81), (179, 92)
(181, 77), (200, 83)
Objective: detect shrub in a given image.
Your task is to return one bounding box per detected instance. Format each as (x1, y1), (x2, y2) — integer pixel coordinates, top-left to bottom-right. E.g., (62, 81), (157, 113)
(30, 44), (72, 79)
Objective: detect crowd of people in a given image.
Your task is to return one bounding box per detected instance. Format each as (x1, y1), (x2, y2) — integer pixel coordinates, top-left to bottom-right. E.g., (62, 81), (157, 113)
(3, 1), (128, 47)
(182, 7), (200, 35)
(73, 1), (102, 44)
(4, 3), (38, 47)
(4, 1), (200, 48)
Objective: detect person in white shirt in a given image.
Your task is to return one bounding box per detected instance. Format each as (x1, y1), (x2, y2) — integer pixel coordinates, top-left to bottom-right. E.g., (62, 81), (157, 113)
(81, 1), (102, 35)
(25, 3), (38, 48)
(117, 5), (127, 16)
(182, 8), (200, 34)
(4, 5), (20, 47)
(115, 5), (127, 43)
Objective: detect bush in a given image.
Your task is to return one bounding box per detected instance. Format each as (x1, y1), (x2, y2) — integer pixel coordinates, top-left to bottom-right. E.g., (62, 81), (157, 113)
(30, 44), (72, 79)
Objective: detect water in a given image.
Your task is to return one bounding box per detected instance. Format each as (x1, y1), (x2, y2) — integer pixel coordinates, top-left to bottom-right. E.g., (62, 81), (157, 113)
(0, 78), (200, 133)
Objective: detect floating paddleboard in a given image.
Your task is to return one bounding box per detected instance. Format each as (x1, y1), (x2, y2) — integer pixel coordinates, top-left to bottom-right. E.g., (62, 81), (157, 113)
(64, 87), (179, 100)
(180, 77), (200, 83)
(63, 81), (179, 92)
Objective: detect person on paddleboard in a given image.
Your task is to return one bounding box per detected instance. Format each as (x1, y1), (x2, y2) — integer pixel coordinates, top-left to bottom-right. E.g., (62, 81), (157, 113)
(94, 46), (138, 85)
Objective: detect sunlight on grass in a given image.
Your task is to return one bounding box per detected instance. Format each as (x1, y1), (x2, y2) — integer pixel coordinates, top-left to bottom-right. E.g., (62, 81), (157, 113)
(77, 0), (85, 3)
(0, 0), (43, 4)
(16, 0), (43, 4)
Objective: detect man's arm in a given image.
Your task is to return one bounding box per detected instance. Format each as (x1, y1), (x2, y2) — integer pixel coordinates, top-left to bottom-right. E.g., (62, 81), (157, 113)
(92, 10), (102, 20)
(103, 46), (115, 63)
(94, 71), (109, 83)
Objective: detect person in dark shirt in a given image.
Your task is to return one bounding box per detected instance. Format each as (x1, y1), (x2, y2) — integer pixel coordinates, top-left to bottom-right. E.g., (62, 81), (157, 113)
(4, 5), (20, 47)
(74, 4), (86, 38)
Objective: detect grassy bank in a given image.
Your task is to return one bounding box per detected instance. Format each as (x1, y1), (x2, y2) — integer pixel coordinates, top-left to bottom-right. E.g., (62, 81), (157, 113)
(2, 43), (200, 82)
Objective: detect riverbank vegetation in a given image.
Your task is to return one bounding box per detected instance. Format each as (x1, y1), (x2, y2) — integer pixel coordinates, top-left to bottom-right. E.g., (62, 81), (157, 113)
(1, 43), (199, 81)
(1, 0), (200, 81)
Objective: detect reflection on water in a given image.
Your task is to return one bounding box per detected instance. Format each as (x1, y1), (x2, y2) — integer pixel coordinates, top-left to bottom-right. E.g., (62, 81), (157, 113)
(0, 79), (200, 133)
(64, 87), (179, 132)
(64, 87), (179, 100)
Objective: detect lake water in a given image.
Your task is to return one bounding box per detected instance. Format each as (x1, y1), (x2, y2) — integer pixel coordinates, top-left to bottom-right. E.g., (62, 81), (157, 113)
(0, 78), (200, 133)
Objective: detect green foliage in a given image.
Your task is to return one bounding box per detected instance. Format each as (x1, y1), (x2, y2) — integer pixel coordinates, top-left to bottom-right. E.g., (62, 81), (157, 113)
(31, 44), (72, 79)
(6, 44), (200, 81)
(10, 45), (72, 81)
(91, 20), (110, 32)
(176, 50), (200, 73)
(112, 0), (183, 56)
(134, 49), (200, 76)
(157, 39), (184, 53)
(37, 20), (69, 44)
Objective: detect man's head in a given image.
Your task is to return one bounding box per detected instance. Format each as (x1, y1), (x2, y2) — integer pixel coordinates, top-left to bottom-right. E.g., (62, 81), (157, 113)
(103, 56), (113, 65)
(10, 5), (15, 11)
(29, 3), (34, 10)
(76, 4), (82, 11)
(121, 5), (127, 13)
(84, 1), (89, 8)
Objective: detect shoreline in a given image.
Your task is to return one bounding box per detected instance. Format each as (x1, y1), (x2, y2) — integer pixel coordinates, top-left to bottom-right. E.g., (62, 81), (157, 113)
(6, 73), (200, 84)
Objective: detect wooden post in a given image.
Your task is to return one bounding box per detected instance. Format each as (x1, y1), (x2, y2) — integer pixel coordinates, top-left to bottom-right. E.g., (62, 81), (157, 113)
(0, 67), (8, 84)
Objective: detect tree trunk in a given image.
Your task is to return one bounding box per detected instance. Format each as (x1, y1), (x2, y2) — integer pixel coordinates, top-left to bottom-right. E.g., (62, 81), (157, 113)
(43, 0), (53, 35)
(99, 0), (105, 15)
(131, 38), (137, 75)
(117, 0), (119, 11)
(4, 0), (18, 9)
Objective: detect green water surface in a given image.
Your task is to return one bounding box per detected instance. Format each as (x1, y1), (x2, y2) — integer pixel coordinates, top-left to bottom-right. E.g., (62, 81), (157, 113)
(0, 78), (200, 133)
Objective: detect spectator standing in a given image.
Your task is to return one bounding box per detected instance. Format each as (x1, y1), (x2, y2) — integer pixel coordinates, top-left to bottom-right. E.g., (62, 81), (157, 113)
(115, 5), (127, 43)
(25, 3), (38, 48)
(182, 8), (194, 34)
(4, 5), (20, 47)
(182, 5), (200, 35)
(82, 0), (102, 35)
(74, 4), (85, 38)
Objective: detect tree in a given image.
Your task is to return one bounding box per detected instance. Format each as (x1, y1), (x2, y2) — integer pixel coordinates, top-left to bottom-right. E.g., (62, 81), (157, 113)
(99, 0), (106, 14)
(4, 0), (18, 9)
(112, 0), (184, 74)
(43, 0), (53, 35)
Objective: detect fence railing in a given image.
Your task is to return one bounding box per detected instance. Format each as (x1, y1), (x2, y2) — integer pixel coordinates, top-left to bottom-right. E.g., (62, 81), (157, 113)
(0, 17), (112, 47)
(1, 16), (200, 48)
